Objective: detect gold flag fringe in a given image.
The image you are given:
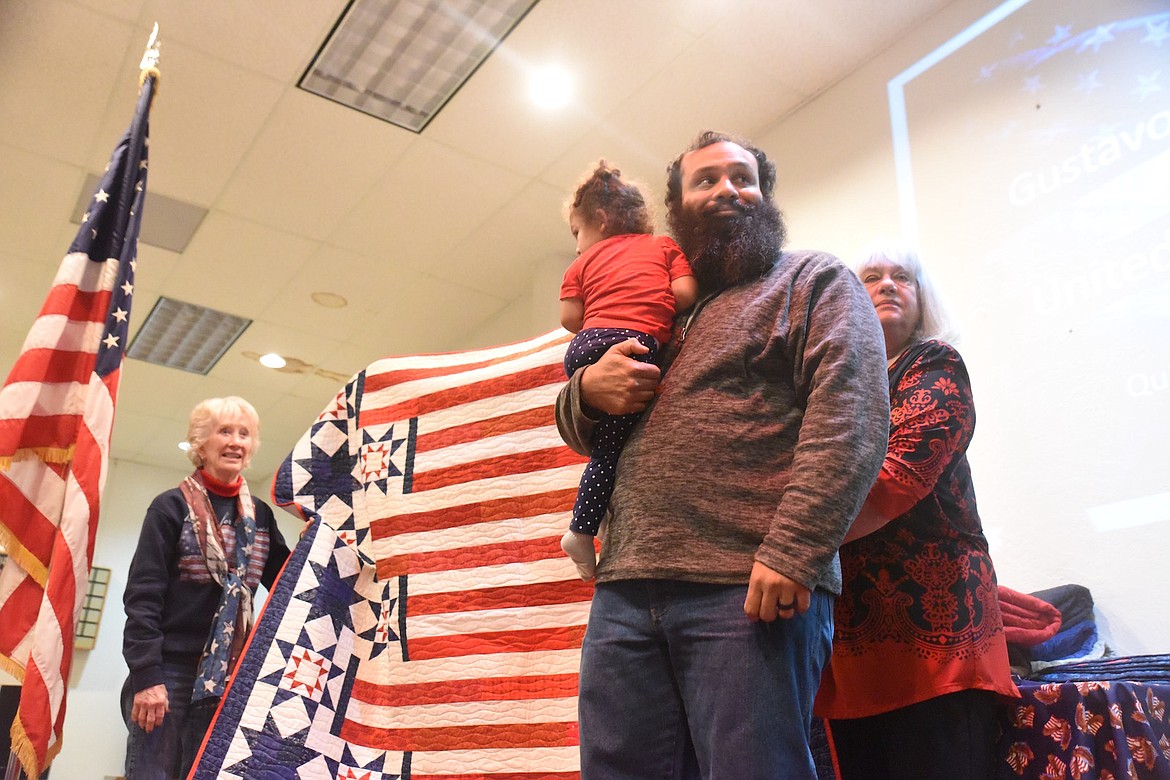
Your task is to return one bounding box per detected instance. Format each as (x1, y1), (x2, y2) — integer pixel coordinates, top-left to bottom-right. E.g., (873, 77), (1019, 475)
(0, 445), (75, 472)
(9, 709), (64, 780)
(0, 525), (50, 586)
(0, 653), (26, 682)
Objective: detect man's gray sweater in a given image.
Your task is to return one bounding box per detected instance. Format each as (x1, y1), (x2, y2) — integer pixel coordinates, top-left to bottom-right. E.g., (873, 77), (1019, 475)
(556, 249), (890, 594)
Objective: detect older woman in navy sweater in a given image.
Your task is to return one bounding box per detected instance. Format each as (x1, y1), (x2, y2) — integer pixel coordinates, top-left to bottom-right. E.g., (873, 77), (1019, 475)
(121, 396), (289, 780)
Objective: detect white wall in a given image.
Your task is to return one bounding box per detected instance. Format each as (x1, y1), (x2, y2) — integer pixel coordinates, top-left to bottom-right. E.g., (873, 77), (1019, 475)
(761, 0), (1169, 654)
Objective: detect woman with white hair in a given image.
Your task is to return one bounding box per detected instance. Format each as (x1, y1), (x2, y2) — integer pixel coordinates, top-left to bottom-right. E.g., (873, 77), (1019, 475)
(121, 396), (290, 780)
(814, 245), (1018, 780)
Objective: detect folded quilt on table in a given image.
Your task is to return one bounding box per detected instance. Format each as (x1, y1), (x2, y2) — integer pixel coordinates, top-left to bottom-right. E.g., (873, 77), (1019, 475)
(998, 585), (1062, 647)
(191, 330), (602, 780)
(1030, 583), (1094, 631)
(1029, 619), (1098, 662)
(1003, 583), (1106, 682)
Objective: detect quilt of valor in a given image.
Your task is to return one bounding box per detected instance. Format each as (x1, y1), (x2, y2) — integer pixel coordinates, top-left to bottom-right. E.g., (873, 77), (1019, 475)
(193, 329), (593, 780)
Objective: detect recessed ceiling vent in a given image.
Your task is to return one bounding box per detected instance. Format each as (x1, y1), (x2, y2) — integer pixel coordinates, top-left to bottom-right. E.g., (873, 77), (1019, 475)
(127, 297), (251, 375)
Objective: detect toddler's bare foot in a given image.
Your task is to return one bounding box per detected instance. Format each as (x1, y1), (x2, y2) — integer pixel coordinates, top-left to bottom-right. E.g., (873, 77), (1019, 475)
(561, 530), (597, 581)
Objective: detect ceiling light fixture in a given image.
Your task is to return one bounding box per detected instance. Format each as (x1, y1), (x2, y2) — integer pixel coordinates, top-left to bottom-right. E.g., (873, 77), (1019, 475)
(259, 353), (287, 369)
(127, 297), (251, 375)
(529, 64), (571, 109)
(300, 0), (540, 132)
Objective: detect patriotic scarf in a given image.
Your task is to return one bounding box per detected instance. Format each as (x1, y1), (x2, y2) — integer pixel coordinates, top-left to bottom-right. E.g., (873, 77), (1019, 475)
(178, 469), (257, 704)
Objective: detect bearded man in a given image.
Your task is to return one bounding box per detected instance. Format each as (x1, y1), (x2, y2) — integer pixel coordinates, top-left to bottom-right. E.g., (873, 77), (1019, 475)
(555, 131), (891, 779)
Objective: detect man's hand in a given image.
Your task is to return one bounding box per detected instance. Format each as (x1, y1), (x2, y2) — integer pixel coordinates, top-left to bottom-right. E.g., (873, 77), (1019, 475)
(131, 683), (169, 733)
(579, 339), (661, 415)
(744, 561), (810, 622)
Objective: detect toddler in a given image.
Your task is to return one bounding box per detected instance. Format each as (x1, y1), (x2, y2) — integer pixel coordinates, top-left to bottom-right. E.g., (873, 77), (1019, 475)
(559, 160), (697, 580)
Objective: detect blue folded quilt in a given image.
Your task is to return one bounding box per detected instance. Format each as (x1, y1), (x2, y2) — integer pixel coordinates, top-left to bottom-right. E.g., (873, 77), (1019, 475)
(1030, 620), (1097, 661)
(1030, 583), (1094, 629)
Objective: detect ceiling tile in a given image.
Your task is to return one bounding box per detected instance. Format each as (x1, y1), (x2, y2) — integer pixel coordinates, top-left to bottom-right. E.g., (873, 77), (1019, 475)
(703, 1), (848, 95)
(420, 39), (597, 178)
(646, 0), (737, 37)
(123, 423), (208, 476)
(0, 145), (85, 262)
(331, 138), (530, 266)
(0, 0), (132, 165)
(363, 273), (508, 357)
(0, 248), (59, 362)
(216, 320), (352, 388)
(84, 41), (288, 207)
(255, 243), (412, 343)
(131, 243), (185, 293)
(72, 0), (146, 23)
(216, 89), (416, 240)
(162, 211), (320, 314)
(4, 256), (69, 318)
(605, 43), (808, 166)
(296, 340), (389, 390)
(434, 180), (573, 298)
(135, 0), (349, 82)
(422, 0), (708, 179)
(116, 360), (214, 426)
(108, 408), (172, 462)
(501, 0), (700, 123)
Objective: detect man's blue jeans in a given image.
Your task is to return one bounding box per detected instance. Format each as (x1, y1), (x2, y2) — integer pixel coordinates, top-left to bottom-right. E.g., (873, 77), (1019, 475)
(578, 580), (834, 780)
(122, 660), (216, 780)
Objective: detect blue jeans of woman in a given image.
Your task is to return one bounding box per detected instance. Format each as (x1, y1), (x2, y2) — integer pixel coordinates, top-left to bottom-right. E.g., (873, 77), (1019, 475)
(122, 660), (216, 780)
(578, 579), (834, 780)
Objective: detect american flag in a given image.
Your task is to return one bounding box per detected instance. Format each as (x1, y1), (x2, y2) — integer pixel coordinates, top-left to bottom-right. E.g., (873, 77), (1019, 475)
(195, 329), (592, 779)
(0, 72), (155, 779)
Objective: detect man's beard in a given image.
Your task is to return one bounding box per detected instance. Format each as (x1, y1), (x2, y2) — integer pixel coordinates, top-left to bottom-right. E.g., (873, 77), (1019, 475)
(668, 199), (786, 291)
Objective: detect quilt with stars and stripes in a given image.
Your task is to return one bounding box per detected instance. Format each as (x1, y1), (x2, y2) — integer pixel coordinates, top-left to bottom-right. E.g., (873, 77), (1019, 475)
(192, 329), (593, 780)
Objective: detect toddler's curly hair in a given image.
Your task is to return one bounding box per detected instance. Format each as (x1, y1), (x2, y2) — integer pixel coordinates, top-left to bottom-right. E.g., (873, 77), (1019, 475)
(565, 160), (654, 236)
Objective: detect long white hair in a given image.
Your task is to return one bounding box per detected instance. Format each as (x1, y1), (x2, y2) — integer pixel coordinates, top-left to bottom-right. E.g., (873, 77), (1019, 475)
(854, 242), (958, 345)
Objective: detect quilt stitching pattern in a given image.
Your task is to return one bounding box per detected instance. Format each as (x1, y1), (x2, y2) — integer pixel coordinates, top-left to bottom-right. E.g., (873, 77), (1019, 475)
(195, 330), (588, 779)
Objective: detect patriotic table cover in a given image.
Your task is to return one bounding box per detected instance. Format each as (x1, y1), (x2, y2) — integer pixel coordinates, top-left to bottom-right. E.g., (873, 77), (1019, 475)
(193, 329), (593, 779)
(997, 680), (1170, 779)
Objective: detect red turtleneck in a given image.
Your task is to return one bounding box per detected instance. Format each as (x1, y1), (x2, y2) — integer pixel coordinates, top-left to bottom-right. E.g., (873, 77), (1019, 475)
(200, 469), (241, 497)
